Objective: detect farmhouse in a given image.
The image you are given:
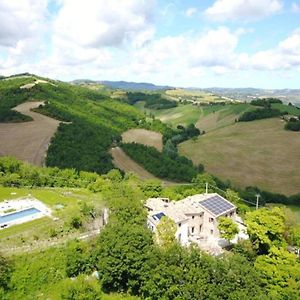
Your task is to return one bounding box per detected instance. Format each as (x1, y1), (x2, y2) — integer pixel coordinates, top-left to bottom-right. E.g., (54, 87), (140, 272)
(145, 193), (246, 253)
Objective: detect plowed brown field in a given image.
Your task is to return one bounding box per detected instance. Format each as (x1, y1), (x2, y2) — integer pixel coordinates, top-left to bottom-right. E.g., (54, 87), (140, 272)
(0, 102), (60, 166)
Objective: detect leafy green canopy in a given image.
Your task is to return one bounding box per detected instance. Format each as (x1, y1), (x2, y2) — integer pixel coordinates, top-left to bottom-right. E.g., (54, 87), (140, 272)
(218, 216), (239, 241)
(121, 142), (198, 182)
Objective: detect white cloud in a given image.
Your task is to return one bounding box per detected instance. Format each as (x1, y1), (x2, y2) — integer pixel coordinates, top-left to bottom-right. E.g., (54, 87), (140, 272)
(185, 7), (198, 17)
(205, 0), (283, 22)
(292, 2), (300, 13)
(53, 0), (155, 48)
(0, 0), (48, 47)
(251, 29), (300, 70)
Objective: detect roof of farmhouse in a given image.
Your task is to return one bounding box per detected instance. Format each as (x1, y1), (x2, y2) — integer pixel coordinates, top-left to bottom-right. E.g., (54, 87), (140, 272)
(145, 193), (236, 224)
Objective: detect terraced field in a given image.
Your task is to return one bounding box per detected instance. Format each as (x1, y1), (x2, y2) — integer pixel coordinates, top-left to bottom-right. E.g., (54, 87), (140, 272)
(179, 118), (300, 195)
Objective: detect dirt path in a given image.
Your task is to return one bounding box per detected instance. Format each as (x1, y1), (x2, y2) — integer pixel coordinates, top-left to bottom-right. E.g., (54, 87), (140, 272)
(0, 102), (61, 166)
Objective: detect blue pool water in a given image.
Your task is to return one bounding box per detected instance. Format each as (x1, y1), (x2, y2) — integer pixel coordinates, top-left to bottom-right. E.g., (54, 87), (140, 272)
(0, 207), (41, 225)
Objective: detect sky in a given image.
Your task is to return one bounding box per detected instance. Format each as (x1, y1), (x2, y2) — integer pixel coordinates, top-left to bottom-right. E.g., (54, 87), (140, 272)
(0, 0), (300, 88)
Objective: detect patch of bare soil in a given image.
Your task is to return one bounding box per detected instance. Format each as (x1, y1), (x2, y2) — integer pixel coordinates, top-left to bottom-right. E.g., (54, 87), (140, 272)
(122, 128), (163, 151)
(0, 102), (61, 166)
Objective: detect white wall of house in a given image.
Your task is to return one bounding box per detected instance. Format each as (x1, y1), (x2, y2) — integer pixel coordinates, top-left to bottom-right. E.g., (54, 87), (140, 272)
(175, 221), (189, 245)
(185, 213), (203, 237)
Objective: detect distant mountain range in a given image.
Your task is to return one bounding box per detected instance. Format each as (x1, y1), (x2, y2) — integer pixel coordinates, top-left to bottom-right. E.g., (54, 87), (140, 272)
(71, 79), (173, 91)
(202, 87), (300, 106)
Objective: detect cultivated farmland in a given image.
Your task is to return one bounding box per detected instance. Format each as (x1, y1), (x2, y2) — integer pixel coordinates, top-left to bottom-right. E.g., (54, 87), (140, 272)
(0, 102), (60, 165)
(179, 118), (300, 195)
(122, 128), (163, 151)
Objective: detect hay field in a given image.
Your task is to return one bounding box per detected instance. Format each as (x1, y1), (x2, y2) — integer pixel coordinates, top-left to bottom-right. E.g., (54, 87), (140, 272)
(179, 118), (300, 195)
(0, 102), (60, 166)
(122, 128), (163, 151)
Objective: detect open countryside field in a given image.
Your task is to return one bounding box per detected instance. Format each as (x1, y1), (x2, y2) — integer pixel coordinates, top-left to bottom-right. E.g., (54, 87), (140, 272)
(179, 118), (300, 196)
(137, 103), (253, 131)
(122, 128), (163, 151)
(196, 103), (254, 132)
(152, 104), (202, 127)
(0, 186), (104, 253)
(0, 102), (60, 165)
(165, 88), (225, 103)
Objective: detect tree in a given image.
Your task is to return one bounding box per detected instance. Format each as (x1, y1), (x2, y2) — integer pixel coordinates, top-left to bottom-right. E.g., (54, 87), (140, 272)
(245, 207), (286, 254)
(192, 173), (216, 190)
(225, 189), (249, 214)
(70, 216), (82, 229)
(218, 216), (239, 242)
(96, 223), (153, 294)
(255, 247), (300, 298)
(156, 216), (177, 248)
(61, 276), (102, 300)
(0, 254), (12, 291)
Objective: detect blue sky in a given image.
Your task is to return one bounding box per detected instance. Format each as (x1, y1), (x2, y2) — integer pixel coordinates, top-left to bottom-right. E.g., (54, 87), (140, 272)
(0, 0), (300, 88)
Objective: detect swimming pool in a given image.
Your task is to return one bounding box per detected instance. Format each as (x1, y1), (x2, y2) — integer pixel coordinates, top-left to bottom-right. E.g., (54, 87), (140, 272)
(0, 207), (41, 225)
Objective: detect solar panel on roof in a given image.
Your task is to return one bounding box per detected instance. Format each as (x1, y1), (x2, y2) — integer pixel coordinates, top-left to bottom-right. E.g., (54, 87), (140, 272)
(152, 212), (165, 221)
(199, 195), (234, 216)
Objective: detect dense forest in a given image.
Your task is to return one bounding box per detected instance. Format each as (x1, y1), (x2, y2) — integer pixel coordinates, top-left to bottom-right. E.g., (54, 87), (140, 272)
(1, 160), (300, 299)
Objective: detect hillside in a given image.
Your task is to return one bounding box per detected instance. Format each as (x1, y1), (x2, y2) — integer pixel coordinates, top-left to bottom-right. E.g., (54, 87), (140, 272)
(179, 118), (300, 195)
(0, 75), (144, 174)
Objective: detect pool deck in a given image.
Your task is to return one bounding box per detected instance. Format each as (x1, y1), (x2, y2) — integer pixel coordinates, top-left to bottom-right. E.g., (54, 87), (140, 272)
(0, 196), (52, 229)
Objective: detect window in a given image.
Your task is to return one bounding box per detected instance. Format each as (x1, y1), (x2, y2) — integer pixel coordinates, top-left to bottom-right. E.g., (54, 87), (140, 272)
(191, 227), (194, 234)
(178, 233), (181, 241)
(178, 223), (181, 227)
(209, 218), (214, 223)
(199, 225), (202, 232)
(192, 215), (195, 219)
(210, 229), (214, 235)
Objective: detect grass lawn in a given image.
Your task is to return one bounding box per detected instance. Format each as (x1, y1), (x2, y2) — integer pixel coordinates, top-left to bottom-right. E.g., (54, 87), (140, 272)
(0, 187), (104, 250)
(179, 118), (300, 196)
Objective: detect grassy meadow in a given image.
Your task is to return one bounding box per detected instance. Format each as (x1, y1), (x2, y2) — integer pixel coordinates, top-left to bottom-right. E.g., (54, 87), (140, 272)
(179, 118), (300, 196)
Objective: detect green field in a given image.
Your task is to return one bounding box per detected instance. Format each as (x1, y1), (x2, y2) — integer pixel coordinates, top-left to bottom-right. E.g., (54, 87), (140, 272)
(271, 103), (300, 116)
(136, 102), (254, 132)
(179, 118), (300, 196)
(0, 187), (104, 251)
(196, 103), (254, 132)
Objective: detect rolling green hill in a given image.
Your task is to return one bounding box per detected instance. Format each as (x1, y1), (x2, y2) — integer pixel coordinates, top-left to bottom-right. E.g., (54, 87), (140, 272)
(0, 75), (144, 174)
